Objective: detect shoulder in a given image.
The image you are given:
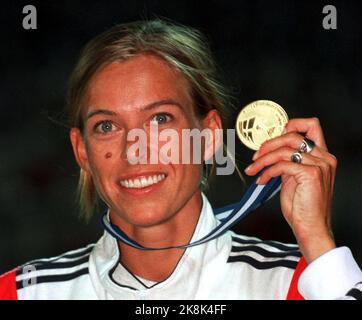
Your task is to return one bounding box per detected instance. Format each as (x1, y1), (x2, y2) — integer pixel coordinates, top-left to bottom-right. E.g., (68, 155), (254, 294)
(0, 244), (95, 300)
(223, 231), (306, 299)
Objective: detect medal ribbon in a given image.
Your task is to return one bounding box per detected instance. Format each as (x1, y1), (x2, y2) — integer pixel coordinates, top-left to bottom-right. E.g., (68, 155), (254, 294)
(101, 169), (282, 251)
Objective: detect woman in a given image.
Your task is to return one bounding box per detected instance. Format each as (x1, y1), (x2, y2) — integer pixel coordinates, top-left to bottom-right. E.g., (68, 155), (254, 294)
(1, 19), (361, 300)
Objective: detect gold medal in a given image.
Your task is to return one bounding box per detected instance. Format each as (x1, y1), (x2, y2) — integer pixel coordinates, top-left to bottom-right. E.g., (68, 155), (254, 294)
(236, 100), (289, 150)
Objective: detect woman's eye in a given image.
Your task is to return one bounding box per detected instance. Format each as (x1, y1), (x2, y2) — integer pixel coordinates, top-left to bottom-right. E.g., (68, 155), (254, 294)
(94, 120), (114, 134)
(151, 113), (172, 125)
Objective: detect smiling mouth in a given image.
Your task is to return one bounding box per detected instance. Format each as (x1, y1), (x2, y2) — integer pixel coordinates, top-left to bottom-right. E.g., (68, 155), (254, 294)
(120, 174), (166, 189)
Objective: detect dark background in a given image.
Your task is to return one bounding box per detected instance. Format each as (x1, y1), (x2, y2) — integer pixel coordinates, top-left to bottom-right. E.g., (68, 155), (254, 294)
(1, 0), (361, 273)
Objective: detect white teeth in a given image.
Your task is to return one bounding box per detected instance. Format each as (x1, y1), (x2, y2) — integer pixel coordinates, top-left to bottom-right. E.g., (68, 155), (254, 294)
(120, 174), (166, 189)
(140, 177), (147, 187)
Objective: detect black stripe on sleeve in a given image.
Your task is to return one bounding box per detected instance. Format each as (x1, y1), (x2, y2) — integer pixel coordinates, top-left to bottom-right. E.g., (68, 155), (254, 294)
(24, 246), (94, 266)
(346, 288), (362, 300)
(16, 255), (89, 277)
(59, 246), (94, 259)
(227, 255), (298, 270)
(16, 267), (89, 290)
(231, 244), (302, 258)
(231, 236), (298, 252)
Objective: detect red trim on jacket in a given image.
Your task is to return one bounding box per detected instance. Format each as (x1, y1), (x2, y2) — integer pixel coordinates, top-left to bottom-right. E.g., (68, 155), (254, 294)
(0, 269), (18, 300)
(286, 257), (307, 300)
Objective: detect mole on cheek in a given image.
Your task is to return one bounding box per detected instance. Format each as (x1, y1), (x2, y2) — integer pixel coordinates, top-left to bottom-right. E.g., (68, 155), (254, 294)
(105, 152), (112, 159)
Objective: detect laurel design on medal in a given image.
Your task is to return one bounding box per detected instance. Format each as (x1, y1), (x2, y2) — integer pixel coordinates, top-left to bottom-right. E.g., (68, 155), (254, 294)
(235, 100), (289, 150)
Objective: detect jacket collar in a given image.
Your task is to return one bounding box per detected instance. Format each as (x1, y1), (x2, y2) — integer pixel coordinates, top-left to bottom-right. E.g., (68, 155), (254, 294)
(89, 193), (222, 298)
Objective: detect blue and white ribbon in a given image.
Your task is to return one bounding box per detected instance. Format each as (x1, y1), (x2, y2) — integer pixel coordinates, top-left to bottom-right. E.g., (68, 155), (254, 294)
(101, 171), (282, 251)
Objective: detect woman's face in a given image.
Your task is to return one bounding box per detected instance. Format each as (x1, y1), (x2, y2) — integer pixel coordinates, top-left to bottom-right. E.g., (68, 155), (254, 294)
(70, 54), (221, 228)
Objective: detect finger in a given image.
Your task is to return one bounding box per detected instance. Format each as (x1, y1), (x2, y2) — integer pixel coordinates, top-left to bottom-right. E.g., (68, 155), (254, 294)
(254, 132), (305, 159)
(255, 160), (326, 186)
(246, 147), (332, 177)
(284, 118), (328, 151)
(254, 132), (304, 160)
(253, 132), (337, 168)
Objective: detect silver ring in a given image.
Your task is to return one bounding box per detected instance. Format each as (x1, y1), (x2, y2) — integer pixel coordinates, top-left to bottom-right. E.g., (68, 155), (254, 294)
(291, 152), (303, 164)
(299, 138), (315, 153)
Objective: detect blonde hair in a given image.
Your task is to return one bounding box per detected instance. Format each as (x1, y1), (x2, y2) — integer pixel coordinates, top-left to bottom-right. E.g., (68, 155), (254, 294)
(65, 18), (233, 219)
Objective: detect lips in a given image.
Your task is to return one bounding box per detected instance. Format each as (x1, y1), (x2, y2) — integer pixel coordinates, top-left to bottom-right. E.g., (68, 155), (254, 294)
(120, 174), (166, 189)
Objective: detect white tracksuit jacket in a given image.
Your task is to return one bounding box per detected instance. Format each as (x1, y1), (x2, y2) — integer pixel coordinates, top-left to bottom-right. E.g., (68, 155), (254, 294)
(1, 194), (362, 300)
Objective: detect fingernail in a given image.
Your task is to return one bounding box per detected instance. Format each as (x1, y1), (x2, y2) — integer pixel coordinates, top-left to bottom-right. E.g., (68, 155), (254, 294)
(256, 177), (261, 184)
(282, 128), (287, 134)
(244, 165), (252, 173)
(252, 151), (259, 161)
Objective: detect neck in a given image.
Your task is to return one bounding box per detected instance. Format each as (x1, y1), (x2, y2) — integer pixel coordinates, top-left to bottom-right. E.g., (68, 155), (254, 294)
(111, 192), (203, 282)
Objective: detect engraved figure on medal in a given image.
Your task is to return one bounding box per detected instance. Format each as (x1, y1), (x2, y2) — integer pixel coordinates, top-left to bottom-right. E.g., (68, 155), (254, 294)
(236, 100), (288, 150)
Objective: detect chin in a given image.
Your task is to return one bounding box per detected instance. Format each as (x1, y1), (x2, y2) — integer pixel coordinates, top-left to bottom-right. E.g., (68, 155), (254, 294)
(115, 202), (173, 228)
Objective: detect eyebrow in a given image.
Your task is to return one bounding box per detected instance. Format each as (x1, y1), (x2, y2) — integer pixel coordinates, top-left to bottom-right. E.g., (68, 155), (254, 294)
(86, 99), (184, 121)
